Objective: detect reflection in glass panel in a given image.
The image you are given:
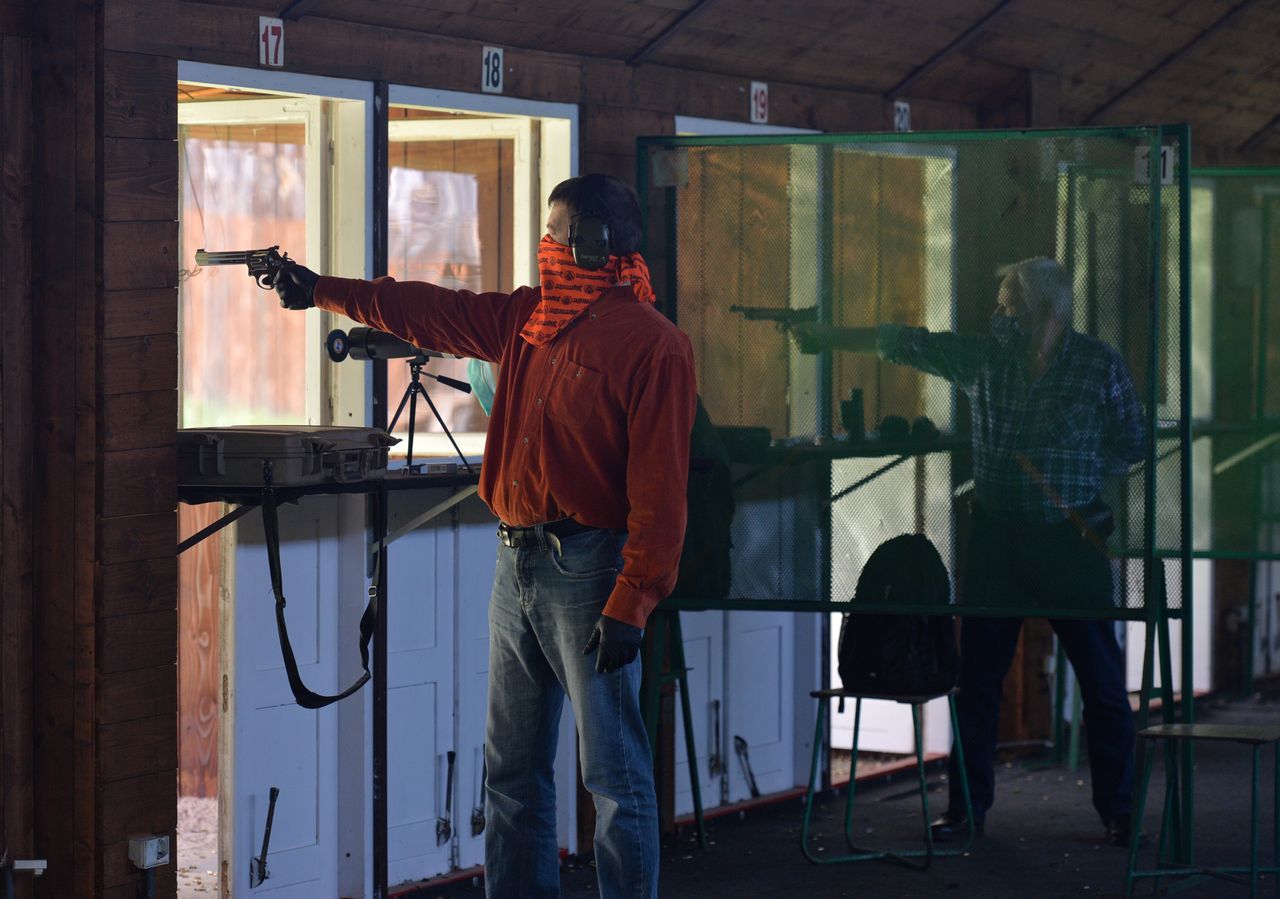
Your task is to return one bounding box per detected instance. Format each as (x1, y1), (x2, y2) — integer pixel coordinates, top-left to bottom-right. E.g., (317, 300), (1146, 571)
(180, 124), (308, 426)
(386, 134), (513, 458)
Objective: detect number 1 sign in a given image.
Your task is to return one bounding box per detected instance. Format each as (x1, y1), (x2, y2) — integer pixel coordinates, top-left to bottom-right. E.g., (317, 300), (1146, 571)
(259, 17), (284, 68)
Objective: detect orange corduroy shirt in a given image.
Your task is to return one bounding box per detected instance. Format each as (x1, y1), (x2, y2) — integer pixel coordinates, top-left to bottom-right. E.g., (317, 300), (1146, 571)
(314, 275), (698, 628)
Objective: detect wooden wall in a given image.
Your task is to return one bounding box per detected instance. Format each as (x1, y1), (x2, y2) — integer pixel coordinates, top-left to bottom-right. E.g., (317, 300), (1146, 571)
(1, 2), (34, 896)
(0, 1), (181, 896)
(99, 2), (181, 889)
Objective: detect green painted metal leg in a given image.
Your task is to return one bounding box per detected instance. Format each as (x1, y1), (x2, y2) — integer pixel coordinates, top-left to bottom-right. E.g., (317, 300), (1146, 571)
(1250, 745), (1259, 899)
(800, 697), (828, 864)
(948, 695), (976, 852)
(1125, 737), (1157, 899)
(843, 698), (860, 848)
(669, 613), (707, 849)
(912, 704), (935, 870)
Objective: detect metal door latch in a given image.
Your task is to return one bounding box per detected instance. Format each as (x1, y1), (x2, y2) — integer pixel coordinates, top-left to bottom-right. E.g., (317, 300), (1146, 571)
(249, 787), (280, 888)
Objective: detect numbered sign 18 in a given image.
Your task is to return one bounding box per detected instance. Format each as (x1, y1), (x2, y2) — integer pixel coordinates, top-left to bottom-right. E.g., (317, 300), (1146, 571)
(482, 46), (504, 94)
(259, 17), (284, 68)
(750, 81), (769, 124)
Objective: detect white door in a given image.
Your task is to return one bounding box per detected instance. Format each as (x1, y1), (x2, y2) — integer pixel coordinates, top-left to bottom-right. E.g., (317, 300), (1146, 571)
(225, 498), (343, 897)
(384, 490), (458, 884)
(673, 611), (726, 814)
(454, 498), (499, 869)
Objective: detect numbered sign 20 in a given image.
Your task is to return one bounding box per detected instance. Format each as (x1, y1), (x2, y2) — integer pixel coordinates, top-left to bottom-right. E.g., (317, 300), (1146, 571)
(259, 17), (284, 68)
(893, 100), (911, 132)
(750, 81), (768, 124)
(482, 46), (504, 94)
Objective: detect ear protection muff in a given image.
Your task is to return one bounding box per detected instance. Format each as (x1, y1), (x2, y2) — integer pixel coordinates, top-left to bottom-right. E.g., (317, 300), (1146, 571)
(568, 197), (612, 270)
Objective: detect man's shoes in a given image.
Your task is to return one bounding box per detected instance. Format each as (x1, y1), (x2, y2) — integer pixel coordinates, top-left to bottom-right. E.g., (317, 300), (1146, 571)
(930, 810), (983, 842)
(1105, 813), (1133, 848)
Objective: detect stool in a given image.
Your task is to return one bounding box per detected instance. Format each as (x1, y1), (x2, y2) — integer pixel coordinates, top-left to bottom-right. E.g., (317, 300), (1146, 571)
(1125, 722), (1280, 898)
(800, 688), (974, 869)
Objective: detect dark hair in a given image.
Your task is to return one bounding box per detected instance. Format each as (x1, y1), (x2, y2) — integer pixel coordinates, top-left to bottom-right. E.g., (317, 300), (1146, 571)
(548, 174), (643, 255)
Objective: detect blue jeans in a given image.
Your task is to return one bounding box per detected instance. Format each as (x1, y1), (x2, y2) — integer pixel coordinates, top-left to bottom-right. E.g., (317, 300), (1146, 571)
(948, 516), (1135, 825)
(484, 526), (659, 899)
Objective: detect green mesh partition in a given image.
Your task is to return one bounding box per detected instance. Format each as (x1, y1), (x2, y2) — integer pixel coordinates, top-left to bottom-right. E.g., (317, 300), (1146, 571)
(640, 127), (1191, 620)
(1190, 168), (1280, 684)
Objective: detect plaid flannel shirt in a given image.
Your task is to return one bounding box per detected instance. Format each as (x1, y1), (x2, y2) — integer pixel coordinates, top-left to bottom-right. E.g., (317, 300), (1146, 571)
(879, 324), (1146, 524)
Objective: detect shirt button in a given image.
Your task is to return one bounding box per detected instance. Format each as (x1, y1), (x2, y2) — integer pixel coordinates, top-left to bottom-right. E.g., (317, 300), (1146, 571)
(522, 437), (529, 445)
(590, 313), (597, 319)
(551, 357), (557, 364)
(535, 397), (543, 405)
(511, 479), (518, 487)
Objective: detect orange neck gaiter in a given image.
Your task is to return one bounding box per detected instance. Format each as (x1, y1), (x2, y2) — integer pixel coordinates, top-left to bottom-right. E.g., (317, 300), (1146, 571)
(519, 235), (655, 346)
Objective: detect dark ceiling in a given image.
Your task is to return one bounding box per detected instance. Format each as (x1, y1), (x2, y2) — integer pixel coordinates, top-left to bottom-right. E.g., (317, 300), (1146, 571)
(252, 0), (1280, 155)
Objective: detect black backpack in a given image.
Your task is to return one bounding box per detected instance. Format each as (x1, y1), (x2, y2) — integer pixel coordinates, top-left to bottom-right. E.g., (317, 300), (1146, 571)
(837, 533), (959, 696)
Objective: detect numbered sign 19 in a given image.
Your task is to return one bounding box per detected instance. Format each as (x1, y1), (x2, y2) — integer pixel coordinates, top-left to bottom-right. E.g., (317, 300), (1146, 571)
(750, 81), (769, 124)
(259, 17), (284, 68)
(482, 46), (504, 94)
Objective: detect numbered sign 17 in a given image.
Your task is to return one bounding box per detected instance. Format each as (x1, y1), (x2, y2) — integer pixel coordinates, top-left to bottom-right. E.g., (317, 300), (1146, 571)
(482, 46), (504, 94)
(259, 17), (284, 68)
(750, 81), (768, 124)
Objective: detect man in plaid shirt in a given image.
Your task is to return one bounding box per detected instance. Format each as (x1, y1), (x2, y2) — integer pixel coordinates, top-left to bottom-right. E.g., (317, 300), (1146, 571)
(793, 257), (1144, 848)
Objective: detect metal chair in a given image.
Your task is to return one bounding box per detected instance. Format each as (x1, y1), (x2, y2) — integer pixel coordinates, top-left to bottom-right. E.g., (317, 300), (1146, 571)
(1125, 722), (1280, 898)
(801, 687), (974, 869)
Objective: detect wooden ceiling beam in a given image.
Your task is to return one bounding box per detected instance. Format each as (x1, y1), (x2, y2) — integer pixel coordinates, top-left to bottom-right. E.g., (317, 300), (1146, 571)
(1083, 0), (1260, 124)
(883, 0), (1018, 99)
(1238, 110), (1280, 152)
(279, 0), (325, 21)
(627, 0), (720, 67)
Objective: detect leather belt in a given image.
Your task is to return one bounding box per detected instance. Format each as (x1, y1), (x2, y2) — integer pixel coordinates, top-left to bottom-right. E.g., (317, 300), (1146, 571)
(497, 518), (595, 549)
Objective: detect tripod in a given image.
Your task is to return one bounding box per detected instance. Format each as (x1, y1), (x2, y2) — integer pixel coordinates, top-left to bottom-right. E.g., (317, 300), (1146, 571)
(387, 354), (476, 473)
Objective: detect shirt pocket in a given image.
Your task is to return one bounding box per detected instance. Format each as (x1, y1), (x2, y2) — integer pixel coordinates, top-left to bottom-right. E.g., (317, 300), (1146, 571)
(1047, 396), (1102, 447)
(545, 360), (602, 428)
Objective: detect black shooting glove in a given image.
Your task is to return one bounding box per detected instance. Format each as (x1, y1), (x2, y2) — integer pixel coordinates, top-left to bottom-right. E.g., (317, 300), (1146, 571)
(274, 261), (319, 310)
(582, 614), (644, 674)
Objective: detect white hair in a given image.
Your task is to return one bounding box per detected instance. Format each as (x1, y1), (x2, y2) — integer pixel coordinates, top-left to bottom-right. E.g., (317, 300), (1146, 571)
(997, 257), (1072, 321)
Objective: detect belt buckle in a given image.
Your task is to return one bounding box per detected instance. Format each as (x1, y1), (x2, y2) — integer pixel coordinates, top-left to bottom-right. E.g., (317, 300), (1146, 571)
(498, 524), (515, 548)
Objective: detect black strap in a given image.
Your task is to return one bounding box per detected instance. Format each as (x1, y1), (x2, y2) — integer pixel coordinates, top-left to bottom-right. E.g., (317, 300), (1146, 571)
(262, 487), (375, 709)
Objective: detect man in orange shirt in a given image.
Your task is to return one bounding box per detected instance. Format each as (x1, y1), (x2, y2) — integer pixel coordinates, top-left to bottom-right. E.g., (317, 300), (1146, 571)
(276, 174), (696, 899)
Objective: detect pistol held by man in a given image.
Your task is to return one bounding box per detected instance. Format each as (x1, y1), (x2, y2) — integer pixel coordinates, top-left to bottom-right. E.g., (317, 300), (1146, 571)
(195, 246), (294, 290)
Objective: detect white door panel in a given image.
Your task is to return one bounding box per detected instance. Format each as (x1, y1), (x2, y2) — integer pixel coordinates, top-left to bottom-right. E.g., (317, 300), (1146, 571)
(385, 491), (456, 885)
(726, 613), (795, 801)
(227, 498), (341, 898)
(673, 611), (725, 816)
(454, 500), (499, 866)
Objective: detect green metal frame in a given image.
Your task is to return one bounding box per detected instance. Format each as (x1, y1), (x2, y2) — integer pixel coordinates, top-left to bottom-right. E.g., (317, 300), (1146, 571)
(636, 124), (1194, 865)
(1125, 729), (1280, 897)
(799, 691), (974, 868)
(1184, 167), (1280, 698)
